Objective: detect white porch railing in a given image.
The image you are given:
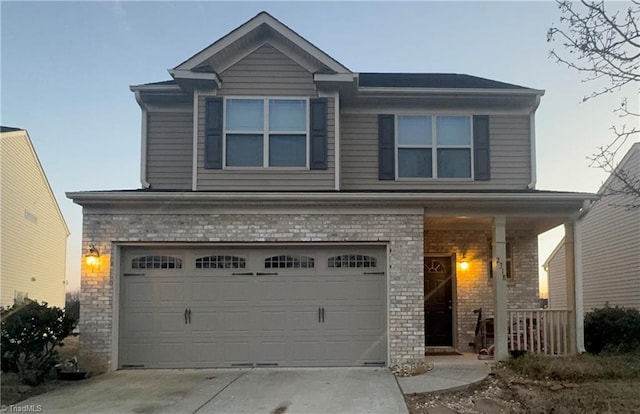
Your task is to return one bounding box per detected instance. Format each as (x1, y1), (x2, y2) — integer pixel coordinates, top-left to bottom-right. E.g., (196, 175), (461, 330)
(507, 309), (571, 355)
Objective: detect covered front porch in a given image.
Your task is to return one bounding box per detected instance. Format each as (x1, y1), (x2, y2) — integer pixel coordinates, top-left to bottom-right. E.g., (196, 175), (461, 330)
(421, 192), (596, 360)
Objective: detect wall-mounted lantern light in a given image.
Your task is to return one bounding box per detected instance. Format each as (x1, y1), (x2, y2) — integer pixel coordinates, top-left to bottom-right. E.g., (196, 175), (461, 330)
(460, 254), (470, 271)
(85, 244), (100, 267)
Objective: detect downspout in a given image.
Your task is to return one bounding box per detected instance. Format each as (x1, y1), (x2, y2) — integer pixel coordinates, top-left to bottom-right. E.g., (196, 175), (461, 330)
(134, 91), (151, 189)
(334, 91), (340, 191)
(527, 94), (542, 189)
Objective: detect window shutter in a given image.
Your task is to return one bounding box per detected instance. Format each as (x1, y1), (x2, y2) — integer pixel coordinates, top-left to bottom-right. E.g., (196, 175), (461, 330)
(473, 115), (490, 181)
(378, 115), (395, 180)
(309, 98), (328, 170)
(204, 97), (223, 169)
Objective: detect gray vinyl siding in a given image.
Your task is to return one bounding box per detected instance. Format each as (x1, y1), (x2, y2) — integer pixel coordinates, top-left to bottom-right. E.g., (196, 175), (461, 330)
(340, 114), (531, 190)
(196, 44), (334, 191)
(146, 110), (193, 190)
(218, 44), (316, 96)
(546, 243), (567, 309)
(581, 146), (640, 312)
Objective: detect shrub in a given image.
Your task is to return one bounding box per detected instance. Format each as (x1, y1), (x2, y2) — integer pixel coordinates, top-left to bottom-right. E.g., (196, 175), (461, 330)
(584, 304), (640, 354)
(1, 300), (76, 385)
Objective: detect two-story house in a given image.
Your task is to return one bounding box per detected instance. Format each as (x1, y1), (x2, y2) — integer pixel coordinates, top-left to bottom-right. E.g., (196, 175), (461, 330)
(2, 127), (69, 308)
(68, 12), (596, 371)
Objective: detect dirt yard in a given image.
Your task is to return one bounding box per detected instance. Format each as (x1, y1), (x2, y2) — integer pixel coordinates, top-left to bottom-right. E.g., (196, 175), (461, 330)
(1, 336), (81, 406)
(405, 354), (640, 414)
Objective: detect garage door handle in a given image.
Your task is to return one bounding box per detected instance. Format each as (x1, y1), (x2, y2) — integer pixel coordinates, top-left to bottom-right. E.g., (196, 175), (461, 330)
(232, 272), (254, 276)
(318, 307), (321, 323)
(184, 308), (188, 324)
(187, 308), (192, 324)
(363, 271), (385, 275)
(321, 307), (325, 323)
(256, 272), (278, 276)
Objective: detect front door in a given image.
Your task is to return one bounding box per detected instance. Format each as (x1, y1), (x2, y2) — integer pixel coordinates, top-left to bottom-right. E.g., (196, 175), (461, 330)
(424, 256), (453, 346)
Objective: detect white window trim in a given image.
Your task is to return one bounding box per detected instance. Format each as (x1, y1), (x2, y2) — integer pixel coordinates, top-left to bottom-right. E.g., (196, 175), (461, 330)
(394, 114), (475, 181)
(223, 96), (310, 169)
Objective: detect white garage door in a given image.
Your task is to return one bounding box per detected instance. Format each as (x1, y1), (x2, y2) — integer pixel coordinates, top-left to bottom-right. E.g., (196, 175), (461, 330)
(119, 245), (387, 368)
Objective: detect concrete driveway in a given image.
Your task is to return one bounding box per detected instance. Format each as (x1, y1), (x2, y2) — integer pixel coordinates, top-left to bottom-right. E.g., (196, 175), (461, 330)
(17, 368), (408, 414)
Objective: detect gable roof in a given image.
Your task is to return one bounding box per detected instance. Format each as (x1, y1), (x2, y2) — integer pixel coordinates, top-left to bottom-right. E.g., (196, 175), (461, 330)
(173, 11), (351, 75)
(358, 73), (532, 90)
(0, 127), (70, 236)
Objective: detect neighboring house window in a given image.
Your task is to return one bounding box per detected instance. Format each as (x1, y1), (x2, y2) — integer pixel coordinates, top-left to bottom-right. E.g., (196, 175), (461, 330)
(225, 98), (308, 168)
(395, 115), (472, 179)
(195, 255), (246, 269)
(132, 255), (183, 269)
(328, 255), (377, 268)
(488, 240), (513, 279)
(264, 255), (315, 269)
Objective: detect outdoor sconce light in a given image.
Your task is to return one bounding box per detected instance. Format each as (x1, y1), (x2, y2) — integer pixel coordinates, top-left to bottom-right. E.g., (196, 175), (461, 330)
(85, 244), (100, 267)
(460, 254), (470, 271)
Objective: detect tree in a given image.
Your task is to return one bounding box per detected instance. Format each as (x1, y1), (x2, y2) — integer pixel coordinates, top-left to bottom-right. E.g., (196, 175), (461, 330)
(547, 0), (640, 208)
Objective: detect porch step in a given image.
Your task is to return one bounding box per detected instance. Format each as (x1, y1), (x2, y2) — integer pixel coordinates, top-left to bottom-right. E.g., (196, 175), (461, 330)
(426, 346), (462, 356)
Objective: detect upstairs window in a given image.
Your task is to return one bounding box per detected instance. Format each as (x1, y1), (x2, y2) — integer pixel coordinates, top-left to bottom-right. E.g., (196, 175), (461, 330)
(225, 98), (308, 168)
(396, 115), (472, 179)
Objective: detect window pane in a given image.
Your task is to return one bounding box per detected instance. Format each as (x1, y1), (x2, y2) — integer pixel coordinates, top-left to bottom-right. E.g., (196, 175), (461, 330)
(226, 99), (264, 131)
(269, 100), (306, 131)
(226, 134), (263, 166)
(269, 134), (306, 167)
(398, 116), (431, 146)
(398, 148), (432, 177)
(437, 116), (471, 145)
(437, 149), (471, 178)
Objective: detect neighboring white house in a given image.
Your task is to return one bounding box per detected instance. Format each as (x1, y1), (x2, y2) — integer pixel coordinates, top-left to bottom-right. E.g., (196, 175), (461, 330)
(0, 126), (69, 308)
(546, 143), (640, 313)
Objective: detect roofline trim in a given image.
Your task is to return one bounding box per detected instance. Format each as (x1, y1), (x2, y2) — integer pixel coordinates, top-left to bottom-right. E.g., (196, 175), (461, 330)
(356, 86), (545, 96)
(174, 12), (351, 75)
(129, 84), (182, 92)
(67, 191), (597, 204)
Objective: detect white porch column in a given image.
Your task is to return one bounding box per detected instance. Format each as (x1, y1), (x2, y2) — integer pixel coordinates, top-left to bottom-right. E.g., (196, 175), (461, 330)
(492, 216), (509, 360)
(564, 220), (582, 354)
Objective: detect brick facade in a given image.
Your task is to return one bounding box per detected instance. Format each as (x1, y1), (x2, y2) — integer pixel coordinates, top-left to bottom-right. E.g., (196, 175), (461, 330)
(424, 229), (539, 351)
(81, 210), (425, 370)
(81, 208), (541, 371)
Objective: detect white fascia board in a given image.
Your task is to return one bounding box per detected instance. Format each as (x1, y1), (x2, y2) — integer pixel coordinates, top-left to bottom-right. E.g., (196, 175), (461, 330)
(174, 13), (350, 74)
(314, 73), (356, 82)
(67, 191), (597, 205)
(169, 69), (221, 87)
(129, 84), (182, 93)
(357, 87), (545, 96)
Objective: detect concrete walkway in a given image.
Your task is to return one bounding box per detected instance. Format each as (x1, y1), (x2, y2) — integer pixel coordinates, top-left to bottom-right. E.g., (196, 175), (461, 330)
(396, 353), (493, 394)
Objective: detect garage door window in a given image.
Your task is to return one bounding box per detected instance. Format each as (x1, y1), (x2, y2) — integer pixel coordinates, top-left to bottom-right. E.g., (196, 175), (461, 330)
(264, 255), (315, 269)
(328, 255), (377, 268)
(195, 255), (246, 269)
(131, 255), (183, 269)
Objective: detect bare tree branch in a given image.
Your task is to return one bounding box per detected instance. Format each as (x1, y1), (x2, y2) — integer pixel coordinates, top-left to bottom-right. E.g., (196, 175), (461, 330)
(549, 0), (640, 208)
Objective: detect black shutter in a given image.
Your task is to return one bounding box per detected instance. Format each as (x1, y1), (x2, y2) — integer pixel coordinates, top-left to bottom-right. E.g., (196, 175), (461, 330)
(473, 115), (490, 181)
(309, 98), (328, 170)
(378, 115), (395, 180)
(204, 97), (223, 169)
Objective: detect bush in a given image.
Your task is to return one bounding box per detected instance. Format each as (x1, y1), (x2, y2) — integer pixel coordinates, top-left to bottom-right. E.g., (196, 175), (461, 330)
(1, 300), (76, 385)
(584, 304), (640, 354)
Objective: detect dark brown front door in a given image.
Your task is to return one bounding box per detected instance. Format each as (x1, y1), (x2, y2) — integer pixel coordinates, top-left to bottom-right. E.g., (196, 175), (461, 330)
(424, 257), (453, 346)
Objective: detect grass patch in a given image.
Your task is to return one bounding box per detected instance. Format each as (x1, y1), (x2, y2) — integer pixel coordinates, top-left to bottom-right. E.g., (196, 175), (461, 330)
(506, 352), (640, 382)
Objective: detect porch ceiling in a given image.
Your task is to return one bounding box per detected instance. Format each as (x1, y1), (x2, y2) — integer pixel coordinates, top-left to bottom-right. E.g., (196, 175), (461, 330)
(425, 216), (567, 235)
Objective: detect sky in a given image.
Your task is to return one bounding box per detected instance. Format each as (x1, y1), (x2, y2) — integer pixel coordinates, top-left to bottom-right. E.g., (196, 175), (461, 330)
(1, 1), (638, 295)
